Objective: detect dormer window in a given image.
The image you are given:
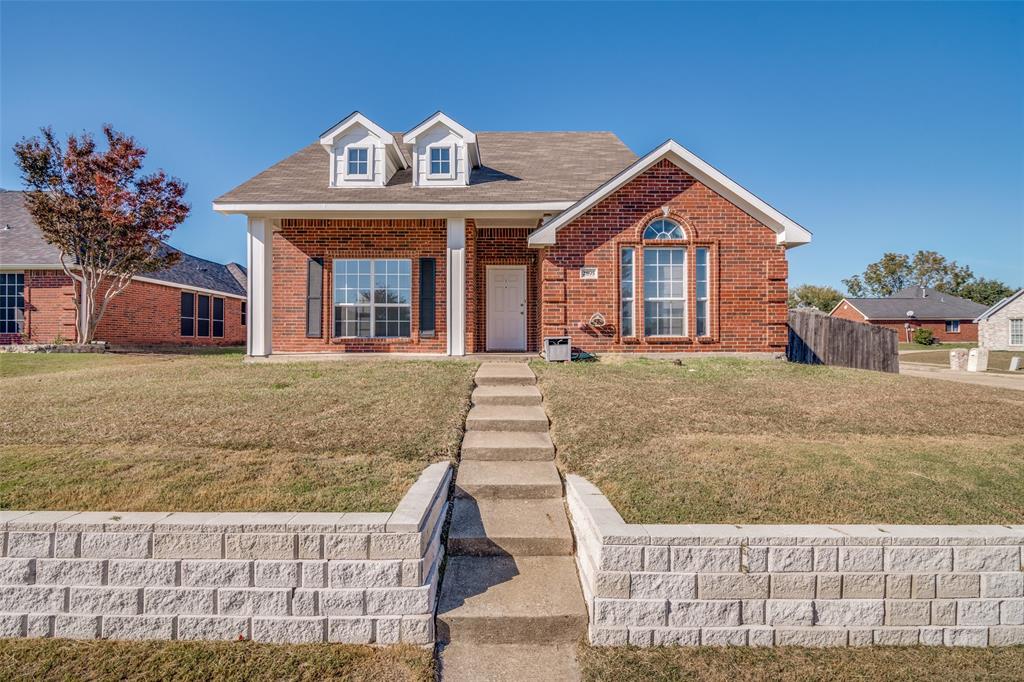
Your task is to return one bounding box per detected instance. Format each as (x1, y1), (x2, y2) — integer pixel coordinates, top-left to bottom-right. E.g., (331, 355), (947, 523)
(346, 147), (370, 178)
(429, 146), (453, 178)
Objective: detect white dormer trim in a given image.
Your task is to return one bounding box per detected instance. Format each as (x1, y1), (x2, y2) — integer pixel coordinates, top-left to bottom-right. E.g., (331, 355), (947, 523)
(319, 112), (407, 188)
(528, 139), (812, 249)
(426, 144), (455, 180)
(404, 112), (479, 187)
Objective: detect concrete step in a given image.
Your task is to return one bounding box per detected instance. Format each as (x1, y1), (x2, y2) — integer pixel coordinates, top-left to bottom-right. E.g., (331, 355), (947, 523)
(439, 642), (580, 681)
(474, 363), (536, 387)
(472, 384), (542, 406)
(448, 497), (573, 556)
(461, 431), (555, 461)
(437, 555), (588, 644)
(466, 405), (549, 433)
(455, 461), (562, 500)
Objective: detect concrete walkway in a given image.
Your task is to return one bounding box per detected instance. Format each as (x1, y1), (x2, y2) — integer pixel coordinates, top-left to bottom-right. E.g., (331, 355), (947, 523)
(900, 361), (1024, 391)
(438, 363), (585, 681)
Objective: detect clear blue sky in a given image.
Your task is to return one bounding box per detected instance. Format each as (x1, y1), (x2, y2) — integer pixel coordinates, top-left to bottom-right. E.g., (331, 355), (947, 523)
(3, 1), (1022, 290)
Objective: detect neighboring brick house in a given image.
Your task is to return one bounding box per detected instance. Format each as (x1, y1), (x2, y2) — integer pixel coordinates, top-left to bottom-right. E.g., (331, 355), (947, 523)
(0, 190), (247, 347)
(213, 111), (811, 357)
(830, 286), (988, 343)
(974, 289), (1024, 351)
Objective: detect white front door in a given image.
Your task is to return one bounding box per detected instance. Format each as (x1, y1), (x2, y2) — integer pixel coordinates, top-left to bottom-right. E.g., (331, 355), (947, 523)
(486, 266), (527, 351)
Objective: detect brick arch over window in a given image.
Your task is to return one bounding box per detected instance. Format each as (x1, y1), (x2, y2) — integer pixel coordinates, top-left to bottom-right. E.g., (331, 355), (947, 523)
(634, 209), (698, 243)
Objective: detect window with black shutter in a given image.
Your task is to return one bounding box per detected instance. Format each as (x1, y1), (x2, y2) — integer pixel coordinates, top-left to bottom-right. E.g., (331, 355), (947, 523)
(306, 258), (323, 338)
(213, 297), (224, 338)
(197, 294), (211, 337)
(180, 292), (194, 336)
(419, 258), (436, 337)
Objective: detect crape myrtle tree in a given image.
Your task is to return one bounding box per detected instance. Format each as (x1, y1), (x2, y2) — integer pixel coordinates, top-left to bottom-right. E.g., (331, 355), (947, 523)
(13, 125), (189, 344)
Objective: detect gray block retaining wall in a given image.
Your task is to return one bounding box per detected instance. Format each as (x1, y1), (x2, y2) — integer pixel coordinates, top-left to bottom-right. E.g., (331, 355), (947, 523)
(0, 462), (450, 645)
(567, 475), (1024, 648)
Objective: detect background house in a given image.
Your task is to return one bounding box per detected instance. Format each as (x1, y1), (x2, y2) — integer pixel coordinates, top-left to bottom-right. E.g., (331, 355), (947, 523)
(830, 286), (988, 343)
(214, 112), (811, 358)
(975, 289), (1024, 351)
(0, 189), (247, 346)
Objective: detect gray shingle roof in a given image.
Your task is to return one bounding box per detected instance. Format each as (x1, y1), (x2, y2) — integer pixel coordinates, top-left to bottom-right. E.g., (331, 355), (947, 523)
(0, 189), (63, 265)
(215, 132), (638, 204)
(974, 289), (1024, 322)
(0, 190), (245, 297)
(846, 286), (988, 320)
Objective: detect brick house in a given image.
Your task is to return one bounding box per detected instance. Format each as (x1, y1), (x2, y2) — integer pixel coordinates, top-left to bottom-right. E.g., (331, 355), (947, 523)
(830, 286), (988, 343)
(975, 288), (1024, 351)
(0, 190), (246, 347)
(213, 112), (811, 357)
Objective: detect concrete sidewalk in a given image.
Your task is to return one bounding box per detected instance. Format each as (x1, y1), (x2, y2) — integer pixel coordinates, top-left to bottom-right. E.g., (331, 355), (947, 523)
(899, 361), (1024, 391)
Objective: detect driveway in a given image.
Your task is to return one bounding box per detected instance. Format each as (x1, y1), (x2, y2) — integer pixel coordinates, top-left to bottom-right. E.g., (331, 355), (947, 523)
(899, 361), (1024, 391)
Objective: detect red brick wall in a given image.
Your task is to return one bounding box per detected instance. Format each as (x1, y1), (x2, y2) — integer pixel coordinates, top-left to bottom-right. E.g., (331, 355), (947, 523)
(271, 219), (447, 353)
(5, 269), (243, 346)
(540, 159), (789, 353)
(96, 279), (245, 346)
(472, 226), (540, 352)
(830, 301), (978, 342)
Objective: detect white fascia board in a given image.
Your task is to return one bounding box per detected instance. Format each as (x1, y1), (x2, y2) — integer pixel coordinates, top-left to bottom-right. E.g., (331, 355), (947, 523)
(132, 275), (246, 300)
(212, 201), (572, 217)
(403, 111), (476, 144)
(527, 139), (813, 249)
(319, 112), (408, 169)
(0, 263), (65, 270)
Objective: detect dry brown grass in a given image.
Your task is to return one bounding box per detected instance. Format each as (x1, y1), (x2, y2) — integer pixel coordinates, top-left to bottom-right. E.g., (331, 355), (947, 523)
(0, 352), (476, 512)
(0, 638), (433, 682)
(534, 358), (1024, 524)
(904, 349), (1022, 374)
(578, 644), (1024, 682)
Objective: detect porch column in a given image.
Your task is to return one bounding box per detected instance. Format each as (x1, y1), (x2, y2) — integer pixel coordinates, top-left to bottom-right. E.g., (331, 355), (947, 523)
(446, 218), (466, 356)
(247, 217), (273, 357)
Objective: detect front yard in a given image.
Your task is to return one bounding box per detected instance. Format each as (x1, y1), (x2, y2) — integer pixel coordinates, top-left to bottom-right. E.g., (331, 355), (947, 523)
(579, 644), (1024, 681)
(902, 349), (1022, 374)
(0, 352), (476, 512)
(535, 357), (1024, 524)
(0, 639), (432, 682)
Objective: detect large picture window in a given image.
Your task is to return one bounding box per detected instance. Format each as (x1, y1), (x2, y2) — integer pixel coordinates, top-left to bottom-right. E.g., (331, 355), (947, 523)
(643, 248), (686, 336)
(620, 248), (635, 337)
(333, 259), (411, 338)
(0, 272), (25, 335)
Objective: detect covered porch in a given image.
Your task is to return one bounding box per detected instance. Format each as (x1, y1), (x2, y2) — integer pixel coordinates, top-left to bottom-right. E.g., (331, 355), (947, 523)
(242, 214), (545, 358)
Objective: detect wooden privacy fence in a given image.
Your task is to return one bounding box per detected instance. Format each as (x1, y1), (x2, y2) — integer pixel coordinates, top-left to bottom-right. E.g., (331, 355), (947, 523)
(787, 310), (899, 373)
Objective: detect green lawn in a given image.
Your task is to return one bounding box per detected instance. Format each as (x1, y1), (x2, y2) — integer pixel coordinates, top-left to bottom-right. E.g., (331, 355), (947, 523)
(535, 358), (1024, 525)
(899, 341), (977, 351)
(902, 349), (1022, 374)
(0, 639), (433, 682)
(578, 644), (1024, 682)
(0, 351), (476, 512)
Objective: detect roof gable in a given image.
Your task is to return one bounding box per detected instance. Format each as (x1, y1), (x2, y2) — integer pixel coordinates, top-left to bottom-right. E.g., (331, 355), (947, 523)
(319, 111), (408, 171)
(528, 139), (811, 248)
(975, 288), (1024, 322)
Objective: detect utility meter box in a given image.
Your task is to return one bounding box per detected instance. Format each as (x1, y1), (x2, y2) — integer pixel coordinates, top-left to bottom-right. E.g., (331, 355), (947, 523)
(544, 336), (571, 362)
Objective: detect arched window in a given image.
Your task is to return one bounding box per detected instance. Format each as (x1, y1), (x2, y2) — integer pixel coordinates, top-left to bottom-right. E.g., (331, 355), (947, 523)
(643, 219), (685, 240)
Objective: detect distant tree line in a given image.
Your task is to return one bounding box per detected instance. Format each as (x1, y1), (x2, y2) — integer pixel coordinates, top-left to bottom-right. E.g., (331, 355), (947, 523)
(790, 250), (1018, 312)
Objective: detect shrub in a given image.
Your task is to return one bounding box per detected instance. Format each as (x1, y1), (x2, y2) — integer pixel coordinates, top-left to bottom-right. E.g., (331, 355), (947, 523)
(912, 328), (936, 346)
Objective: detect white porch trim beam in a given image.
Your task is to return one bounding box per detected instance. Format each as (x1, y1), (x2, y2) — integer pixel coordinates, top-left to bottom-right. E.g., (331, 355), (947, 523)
(446, 218), (466, 356)
(247, 217), (274, 357)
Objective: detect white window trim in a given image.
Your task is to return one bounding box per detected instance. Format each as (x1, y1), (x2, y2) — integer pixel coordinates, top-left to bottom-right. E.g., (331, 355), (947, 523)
(620, 247), (635, 338)
(695, 247), (710, 338)
(344, 146), (373, 180)
(1010, 318), (1024, 346)
(643, 246), (688, 338)
(332, 259), (412, 339)
(945, 320), (960, 334)
(426, 144), (455, 179)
